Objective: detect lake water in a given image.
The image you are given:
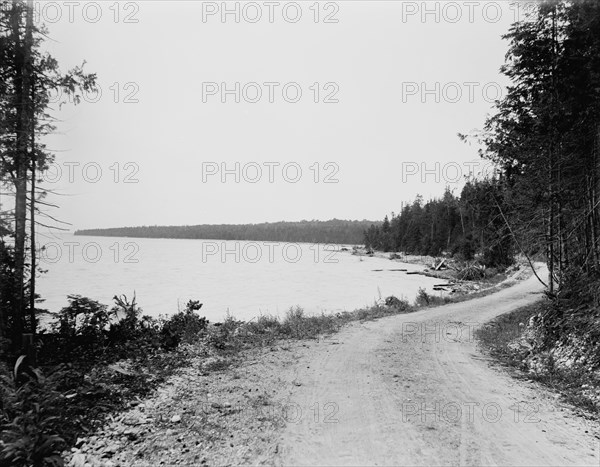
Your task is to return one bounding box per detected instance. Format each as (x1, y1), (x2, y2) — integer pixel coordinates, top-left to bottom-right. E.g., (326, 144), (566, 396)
(36, 234), (442, 322)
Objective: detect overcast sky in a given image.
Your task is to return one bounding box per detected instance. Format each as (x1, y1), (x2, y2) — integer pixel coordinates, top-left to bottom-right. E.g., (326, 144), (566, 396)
(36, 1), (522, 230)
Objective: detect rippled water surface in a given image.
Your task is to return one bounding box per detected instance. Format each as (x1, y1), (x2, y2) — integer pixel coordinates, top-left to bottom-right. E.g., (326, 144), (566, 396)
(37, 234), (442, 321)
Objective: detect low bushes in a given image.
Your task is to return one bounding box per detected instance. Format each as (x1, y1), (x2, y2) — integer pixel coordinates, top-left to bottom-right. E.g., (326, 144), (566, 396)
(384, 296), (411, 310)
(0, 360), (66, 466)
(415, 288), (450, 307)
(1, 295), (210, 466)
(1, 284), (477, 465)
(161, 300), (209, 349)
(280, 307), (337, 339)
(45, 295), (209, 360)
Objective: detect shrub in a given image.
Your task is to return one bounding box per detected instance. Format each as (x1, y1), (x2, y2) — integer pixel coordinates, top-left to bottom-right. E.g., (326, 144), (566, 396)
(281, 306), (307, 338)
(108, 293), (143, 339)
(207, 315), (244, 351)
(384, 296), (410, 311)
(278, 307), (339, 339)
(415, 288), (432, 307)
(414, 288), (448, 307)
(0, 360), (66, 467)
(52, 295), (111, 357)
(251, 314), (281, 333)
(161, 300), (209, 349)
(54, 295), (109, 339)
(244, 315), (282, 345)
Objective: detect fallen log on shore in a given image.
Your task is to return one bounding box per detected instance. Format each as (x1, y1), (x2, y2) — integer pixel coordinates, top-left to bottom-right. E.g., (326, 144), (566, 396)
(434, 258), (447, 271)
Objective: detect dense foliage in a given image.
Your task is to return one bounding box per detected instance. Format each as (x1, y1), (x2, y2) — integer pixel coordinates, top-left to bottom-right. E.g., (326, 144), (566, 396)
(364, 181), (514, 267)
(482, 0), (600, 297)
(0, 0), (96, 347)
(477, 0), (600, 393)
(369, 0), (600, 288)
(1, 295), (210, 465)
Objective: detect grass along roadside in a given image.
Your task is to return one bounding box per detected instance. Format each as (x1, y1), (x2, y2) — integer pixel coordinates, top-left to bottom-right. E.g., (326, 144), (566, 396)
(476, 301), (600, 421)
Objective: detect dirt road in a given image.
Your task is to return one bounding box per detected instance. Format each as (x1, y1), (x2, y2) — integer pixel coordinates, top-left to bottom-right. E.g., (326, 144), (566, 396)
(276, 270), (600, 466)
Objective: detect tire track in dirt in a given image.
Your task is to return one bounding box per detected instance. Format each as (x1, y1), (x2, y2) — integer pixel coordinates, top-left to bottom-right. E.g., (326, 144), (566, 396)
(275, 269), (600, 466)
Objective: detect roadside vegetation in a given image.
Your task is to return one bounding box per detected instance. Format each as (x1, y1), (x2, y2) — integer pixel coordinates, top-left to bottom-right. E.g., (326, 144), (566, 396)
(1, 272), (513, 465)
(476, 300), (600, 418)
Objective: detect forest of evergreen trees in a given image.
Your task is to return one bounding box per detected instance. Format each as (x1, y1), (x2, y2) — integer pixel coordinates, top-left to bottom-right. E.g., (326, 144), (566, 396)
(364, 180), (515, 267)
(75, 219), (377, 245)
(481, 0), (600, 298)
(368, 0), (600, 290)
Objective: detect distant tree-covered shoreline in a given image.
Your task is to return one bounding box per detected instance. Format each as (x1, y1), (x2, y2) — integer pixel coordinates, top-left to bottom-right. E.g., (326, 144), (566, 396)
(75, 219), (379, 245)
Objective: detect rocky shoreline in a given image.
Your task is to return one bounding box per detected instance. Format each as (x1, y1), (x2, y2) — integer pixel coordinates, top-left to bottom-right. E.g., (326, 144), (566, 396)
(348, 247), (531, 298)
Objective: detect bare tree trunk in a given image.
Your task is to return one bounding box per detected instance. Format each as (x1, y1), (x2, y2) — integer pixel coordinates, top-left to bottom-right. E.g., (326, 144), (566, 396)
(10, 0), (25, 343)
(26, 0), (35, 335)
(0, 188), (5, 339)
(548, 149), (555, 295)
(587, 177), (595, 275)
(10, 0), (34, 344)
(29, 82), (35, 334)
(594, 124), (600, 271)
(548, 7), (558, 295)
